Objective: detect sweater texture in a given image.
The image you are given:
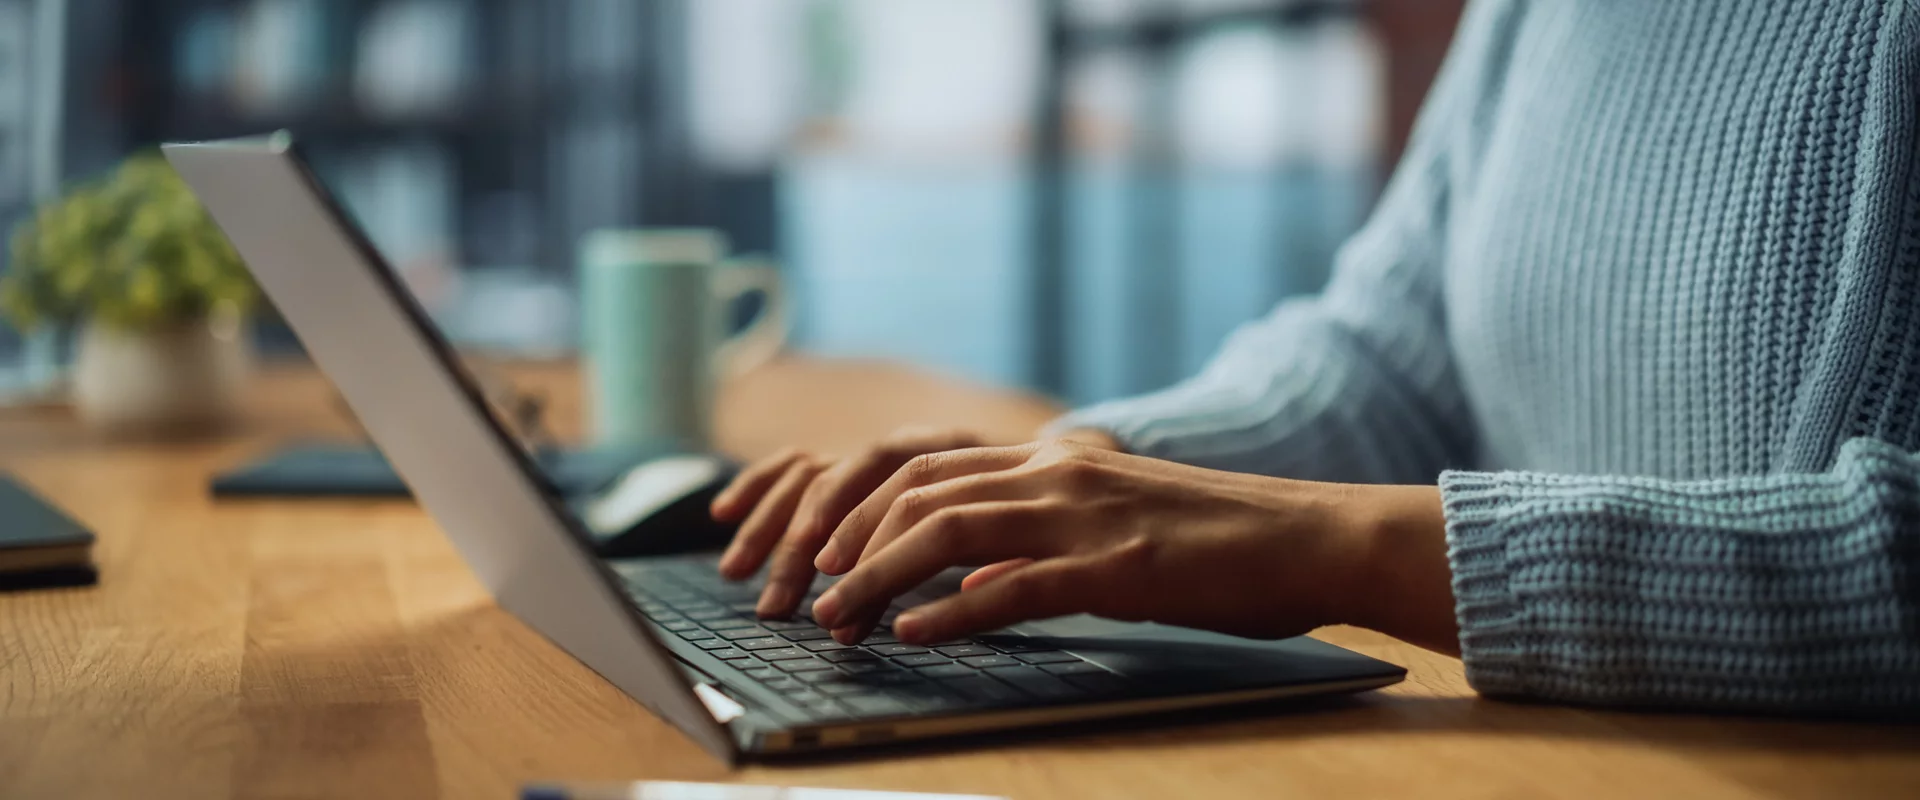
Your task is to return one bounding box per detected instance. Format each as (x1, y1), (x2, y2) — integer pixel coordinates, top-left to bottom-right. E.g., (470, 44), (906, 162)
(1054, 0), (1920, 713)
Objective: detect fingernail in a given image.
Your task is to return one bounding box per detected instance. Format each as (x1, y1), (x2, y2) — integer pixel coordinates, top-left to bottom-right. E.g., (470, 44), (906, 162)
(814, 542), (842, 574)
(812, 590), (843, 627)
(893, 611), (926, 642)
(757, 583), (797, 617)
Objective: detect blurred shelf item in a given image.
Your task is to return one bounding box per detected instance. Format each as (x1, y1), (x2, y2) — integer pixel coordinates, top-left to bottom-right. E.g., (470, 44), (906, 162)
(1060, 0), (1364, 52)
(161, 92), (544, 144)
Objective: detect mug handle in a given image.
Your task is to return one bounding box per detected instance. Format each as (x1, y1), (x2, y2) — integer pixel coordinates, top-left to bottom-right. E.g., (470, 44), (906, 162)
(711, 257), (789, 379)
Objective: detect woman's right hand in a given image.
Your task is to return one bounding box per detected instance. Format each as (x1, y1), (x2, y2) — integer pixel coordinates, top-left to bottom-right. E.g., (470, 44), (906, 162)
(711, 425), (1124, 618)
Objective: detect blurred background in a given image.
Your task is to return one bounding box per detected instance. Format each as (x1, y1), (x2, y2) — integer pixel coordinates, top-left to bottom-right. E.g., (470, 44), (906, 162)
(0, 0), (1463, 408)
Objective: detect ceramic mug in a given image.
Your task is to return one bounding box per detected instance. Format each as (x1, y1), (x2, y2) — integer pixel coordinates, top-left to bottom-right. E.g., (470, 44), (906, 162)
(580, 229), (787, 449)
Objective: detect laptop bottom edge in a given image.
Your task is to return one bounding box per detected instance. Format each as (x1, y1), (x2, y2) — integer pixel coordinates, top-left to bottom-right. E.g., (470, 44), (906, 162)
(747, 674), (1404, 755)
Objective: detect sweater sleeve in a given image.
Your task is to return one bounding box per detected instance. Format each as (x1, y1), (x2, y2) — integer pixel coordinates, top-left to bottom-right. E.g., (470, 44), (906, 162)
(1443, 437), (1920, 713)
(1046, 1), (1519, 485)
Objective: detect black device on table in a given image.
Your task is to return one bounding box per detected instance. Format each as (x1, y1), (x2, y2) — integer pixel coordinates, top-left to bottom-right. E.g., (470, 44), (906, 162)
(0, 475), (98, 590)
(215, 442), (744, 559)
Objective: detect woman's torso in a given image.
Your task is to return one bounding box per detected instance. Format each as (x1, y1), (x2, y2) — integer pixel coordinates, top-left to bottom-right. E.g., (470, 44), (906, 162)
(1444, 0), (1920, 478)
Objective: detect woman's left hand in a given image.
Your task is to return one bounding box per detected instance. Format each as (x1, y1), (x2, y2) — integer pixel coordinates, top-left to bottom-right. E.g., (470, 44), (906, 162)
(807, 440), (1461, 654)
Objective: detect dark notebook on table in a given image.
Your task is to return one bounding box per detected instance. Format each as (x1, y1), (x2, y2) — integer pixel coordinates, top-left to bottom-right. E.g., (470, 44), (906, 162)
(0, 475), (97, 590)
(210, 442), (671, 499)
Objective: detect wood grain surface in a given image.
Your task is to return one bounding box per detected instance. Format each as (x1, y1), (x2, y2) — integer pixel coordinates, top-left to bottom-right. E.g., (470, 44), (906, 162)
(1, 358), (1915, 800)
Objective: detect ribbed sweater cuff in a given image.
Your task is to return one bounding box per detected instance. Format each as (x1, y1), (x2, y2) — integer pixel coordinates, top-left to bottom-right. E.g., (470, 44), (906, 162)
(1438, 440), (1920, 711)
(1437, 470), (1532, 697)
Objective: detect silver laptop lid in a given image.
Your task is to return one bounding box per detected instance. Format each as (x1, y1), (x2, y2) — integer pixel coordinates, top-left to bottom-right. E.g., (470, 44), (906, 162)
(163, 134), (736, 762)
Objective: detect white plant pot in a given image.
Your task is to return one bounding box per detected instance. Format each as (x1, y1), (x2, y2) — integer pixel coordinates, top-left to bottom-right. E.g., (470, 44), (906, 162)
(72, 316), (253, 435)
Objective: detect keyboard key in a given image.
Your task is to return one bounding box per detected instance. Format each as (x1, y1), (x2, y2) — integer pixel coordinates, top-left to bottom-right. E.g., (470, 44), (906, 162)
(705, 618), (762, 631)
(775, 659), (837, 673)
(894, 688), (969, 714)
(894, 653), (951, 667)
(861, 633), (900, 646)
(740, 666), (776, 678)
(755, 648), (813, 661)
(801, 639), (854, 652)
(684, 608), (734, 621)
(852, 670), (924, 687)
(785, 688), (827, 702)
(980, 638), (1057, 654)
(1014, 651), (1080, 665)
(838, 660), (896, 675)
(935, 645), (994, 659)
(986, 667), (1083, 700)
(872, 644), (929, 657)
(797, 670), (853, 685)
(736, 638), (789, 651)
(719, 627), (776, 641)
(820, 649), (881, 663)
(914, 663), (977, 679)
(1041, 661), (1108, 676)
(841, 694), (911, 717)
(781, 628), (837, 642)
(760, 619), (816, 632)
(693, 639), (736, 651)
(814, 681), (868, 696)
(727, 602), (762, 614)
(656, 619), (700, 631)
(1064, 673), (1129, 694)
(944, 676), (1027, 705)
(676, 628), (719, 641)
(959, 655), (1019, 669)
(709, 648), (751, 660)
(763, 677), (803, 691)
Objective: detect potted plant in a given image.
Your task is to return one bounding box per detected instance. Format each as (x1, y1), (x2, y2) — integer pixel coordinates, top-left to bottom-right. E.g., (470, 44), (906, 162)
(0, 153), (259, 435)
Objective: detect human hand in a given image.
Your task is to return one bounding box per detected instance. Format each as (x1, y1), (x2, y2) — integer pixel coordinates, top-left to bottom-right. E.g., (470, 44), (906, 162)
(806, 440), (1459, 653)
(710, 427), (1122, 618)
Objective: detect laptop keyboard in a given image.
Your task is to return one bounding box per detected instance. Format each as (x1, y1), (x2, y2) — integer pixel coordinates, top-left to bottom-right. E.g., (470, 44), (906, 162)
(610, 559), (1132, 721)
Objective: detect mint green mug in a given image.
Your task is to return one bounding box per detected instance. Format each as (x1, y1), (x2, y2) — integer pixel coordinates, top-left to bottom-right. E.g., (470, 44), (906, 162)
(580, 229), (787, 449)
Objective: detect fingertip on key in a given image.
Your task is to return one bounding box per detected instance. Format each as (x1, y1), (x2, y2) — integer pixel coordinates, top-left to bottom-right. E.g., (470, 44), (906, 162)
(756, 583), (798, 619)
(811, 590), (843, 628)
(893, 612), (927, 643)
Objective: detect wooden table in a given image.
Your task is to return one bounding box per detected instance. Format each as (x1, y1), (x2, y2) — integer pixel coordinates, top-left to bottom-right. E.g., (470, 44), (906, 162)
(2, 358), (1916, 800)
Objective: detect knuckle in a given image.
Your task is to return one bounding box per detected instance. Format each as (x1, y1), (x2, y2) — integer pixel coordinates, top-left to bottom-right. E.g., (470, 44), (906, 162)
(901, 452), (946, 484)
(893, 487), (937, 521)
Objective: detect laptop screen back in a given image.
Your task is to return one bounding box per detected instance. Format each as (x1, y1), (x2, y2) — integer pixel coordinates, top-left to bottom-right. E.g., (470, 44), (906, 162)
(164, 134), (736, 761)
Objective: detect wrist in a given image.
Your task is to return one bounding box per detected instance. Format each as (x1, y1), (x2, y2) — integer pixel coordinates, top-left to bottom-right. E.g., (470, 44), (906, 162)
(1345, 485), (1461, 655)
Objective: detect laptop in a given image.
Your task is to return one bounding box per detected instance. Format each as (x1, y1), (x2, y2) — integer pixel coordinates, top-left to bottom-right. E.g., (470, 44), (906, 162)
(164, 133), (1406, 763)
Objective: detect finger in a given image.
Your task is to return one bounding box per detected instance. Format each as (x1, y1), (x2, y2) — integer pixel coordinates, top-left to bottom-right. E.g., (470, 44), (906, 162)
(961, 559), (1034, 591)
(711, 449), (806, 522)
(892, 555), (1106, 644)
(719, 458), (822, 580)
(813, 500), (1061, 630)
(849, 469), (1042, 571)
(816, 444), (1036, 574)
(827, 610), (885, 646)
(789, 430), (983, 548)
(757, 502), (839, 619)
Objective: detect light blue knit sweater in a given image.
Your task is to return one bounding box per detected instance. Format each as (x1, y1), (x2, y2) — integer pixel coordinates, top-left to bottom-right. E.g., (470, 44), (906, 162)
(1055, 0), (1920, 713)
